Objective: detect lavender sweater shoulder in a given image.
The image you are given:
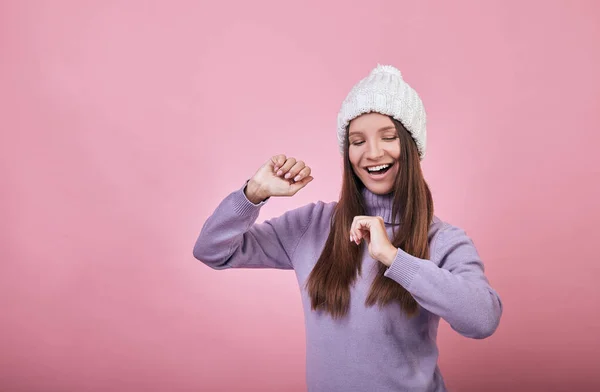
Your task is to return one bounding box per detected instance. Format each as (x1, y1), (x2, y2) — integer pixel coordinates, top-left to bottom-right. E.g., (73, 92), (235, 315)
(193, 184), (503, 392)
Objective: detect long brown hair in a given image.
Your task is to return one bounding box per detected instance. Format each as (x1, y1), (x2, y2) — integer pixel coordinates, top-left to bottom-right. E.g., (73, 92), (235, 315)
(305, 117), (434, 319)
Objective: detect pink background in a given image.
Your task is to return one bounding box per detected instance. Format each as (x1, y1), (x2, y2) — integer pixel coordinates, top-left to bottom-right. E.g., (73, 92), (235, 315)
(2, 1), (599, 391)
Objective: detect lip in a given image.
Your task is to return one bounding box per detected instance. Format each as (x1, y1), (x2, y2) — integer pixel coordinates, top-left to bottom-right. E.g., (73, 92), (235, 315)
(363, 163), (394, 170)
(363, 162), (394, 180)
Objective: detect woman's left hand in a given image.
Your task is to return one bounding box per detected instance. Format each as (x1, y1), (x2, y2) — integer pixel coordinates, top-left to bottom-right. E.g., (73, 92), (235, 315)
(350, 216), (398, 267)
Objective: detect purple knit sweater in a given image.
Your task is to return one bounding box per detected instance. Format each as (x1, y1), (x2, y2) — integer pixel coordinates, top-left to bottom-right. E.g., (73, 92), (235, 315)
(193, 184), (503, 392)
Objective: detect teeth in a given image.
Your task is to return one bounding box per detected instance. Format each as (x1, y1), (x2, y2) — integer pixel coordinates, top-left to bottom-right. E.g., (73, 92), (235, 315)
(367, 164), (390, 172)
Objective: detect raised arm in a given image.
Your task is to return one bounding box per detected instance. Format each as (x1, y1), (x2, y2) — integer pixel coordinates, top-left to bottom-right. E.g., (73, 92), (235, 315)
(193, 154), (314, 270)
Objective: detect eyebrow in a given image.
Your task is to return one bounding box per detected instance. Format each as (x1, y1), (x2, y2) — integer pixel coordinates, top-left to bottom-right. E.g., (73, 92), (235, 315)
(348, 126), (396, 136)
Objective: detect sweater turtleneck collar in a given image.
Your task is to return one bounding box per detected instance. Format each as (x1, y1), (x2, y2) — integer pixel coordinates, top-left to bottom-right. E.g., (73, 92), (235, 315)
(361, 187), (399, 225)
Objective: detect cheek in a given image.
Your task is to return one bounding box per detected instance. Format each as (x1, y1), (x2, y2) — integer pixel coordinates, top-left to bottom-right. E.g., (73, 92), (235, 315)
(348, 149), (360, 169)
(390, 144), (401, 160)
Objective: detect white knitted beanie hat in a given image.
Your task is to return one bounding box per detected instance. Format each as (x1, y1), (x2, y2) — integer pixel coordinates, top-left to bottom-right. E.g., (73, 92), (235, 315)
(337, 64), (427, 160)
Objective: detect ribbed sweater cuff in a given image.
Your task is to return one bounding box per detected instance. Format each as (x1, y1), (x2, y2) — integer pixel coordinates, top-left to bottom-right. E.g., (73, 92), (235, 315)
(231, 181), (269, 216)
(384, 249), (422, 289)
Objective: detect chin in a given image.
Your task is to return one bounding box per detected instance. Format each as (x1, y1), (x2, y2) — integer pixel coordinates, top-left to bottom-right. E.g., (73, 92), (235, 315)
(367, 185), (394, 195)
(361, 181), (394, 195)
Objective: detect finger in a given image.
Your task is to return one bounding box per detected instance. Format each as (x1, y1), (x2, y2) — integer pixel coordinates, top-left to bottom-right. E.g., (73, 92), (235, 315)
(289, 175), (314, 193)
(271, 154), (287, 172)
(356, 225), (373, 245)
(277, 157), (297, 177)
(351, 216), (371, 244)
(350, 217), (363, 244)
(358, 217), (386, 246)
(350, 228), (362, 245)
(352, 231), (364, 245)
(293, 166), (311, 182)
(359, 228), (371, 244)
(284, 160), (306, 180)
(355, 225), (369, 244)
(350, 217), (358, 243)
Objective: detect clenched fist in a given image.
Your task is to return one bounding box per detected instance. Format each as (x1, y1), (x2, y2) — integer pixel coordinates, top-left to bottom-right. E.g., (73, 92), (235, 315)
(244, 154), (314, 204)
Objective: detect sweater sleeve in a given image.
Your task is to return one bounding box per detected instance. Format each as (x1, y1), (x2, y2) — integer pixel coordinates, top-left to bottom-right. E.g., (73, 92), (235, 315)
(192, 183), (314, 270)
(383, 225), (503, 339)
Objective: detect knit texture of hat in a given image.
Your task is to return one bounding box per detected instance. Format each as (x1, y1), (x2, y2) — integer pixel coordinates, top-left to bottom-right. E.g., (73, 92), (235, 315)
(336, 64), (427, 160)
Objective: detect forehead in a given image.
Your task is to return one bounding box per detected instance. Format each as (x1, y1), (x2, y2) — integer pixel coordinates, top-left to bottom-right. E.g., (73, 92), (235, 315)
(348, 113), (396, 135)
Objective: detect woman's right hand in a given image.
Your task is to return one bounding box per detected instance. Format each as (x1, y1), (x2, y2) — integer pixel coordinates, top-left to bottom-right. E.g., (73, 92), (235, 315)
(245, 154), (314, 204)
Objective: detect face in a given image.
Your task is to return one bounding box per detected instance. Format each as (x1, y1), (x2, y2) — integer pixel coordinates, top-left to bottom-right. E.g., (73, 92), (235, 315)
(348, 113), (400, 195)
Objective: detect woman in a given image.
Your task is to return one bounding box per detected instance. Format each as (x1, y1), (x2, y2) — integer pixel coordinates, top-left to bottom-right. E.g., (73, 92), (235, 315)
(193, 64), (503, 391)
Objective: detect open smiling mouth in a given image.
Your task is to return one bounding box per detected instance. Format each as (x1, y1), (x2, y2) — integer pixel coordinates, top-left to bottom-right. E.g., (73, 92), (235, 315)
(365, 163), (394, 176)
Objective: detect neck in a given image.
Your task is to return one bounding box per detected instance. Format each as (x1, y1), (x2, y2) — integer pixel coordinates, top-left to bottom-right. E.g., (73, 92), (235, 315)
(361, 187), (399, 225)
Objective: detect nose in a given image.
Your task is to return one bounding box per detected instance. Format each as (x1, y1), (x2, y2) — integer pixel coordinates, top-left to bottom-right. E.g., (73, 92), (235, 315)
(366, 140), (384, 159)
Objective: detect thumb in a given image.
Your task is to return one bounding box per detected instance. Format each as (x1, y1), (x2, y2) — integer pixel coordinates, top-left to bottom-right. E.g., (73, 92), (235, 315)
(289, 176), (314, 194)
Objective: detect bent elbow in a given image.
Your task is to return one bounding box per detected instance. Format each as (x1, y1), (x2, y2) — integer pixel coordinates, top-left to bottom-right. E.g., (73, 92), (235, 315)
(192, 241), (205, 262)
(193, 243), (231, 270)
(455, 297), (503, 339)
(471, 290), (503, 339)
(192, 243), (214, 267)
(472, 317), (501, 339)
(466, 303), (503, 339)
(192, 236), (212, 261)
(455, 316), (500, 340)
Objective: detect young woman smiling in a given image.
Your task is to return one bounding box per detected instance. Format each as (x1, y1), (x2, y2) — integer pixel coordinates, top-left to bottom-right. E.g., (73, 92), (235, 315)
(193, 64), (503, 392)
